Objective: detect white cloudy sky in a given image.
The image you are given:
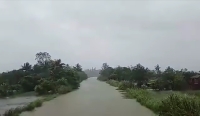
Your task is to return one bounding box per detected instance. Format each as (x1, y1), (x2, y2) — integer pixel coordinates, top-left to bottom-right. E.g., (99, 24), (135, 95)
(0, 0), (200, 71)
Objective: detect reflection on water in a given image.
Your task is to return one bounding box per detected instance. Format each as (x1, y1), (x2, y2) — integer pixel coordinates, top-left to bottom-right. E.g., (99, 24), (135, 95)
(0, 96), (39, 115)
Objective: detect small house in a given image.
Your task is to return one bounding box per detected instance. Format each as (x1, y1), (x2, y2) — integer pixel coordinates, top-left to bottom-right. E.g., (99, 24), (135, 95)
(189, 75), (200, 90)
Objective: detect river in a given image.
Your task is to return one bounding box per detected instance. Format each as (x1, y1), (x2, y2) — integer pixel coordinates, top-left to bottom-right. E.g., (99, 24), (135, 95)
(21, 77), (155, 116)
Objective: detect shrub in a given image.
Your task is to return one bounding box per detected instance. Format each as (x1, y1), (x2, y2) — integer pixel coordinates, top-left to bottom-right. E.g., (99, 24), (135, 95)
(34, 85), (44, 95)
(106, 80), (120, 87)
(33, 99), (42, 107)
(77, 72), (88, 81)
(159, 94), (200, 116)
(34, 79), (56, 95)
(97, 75), (108, 81)
(25, 102), (35, 111)
(57, 85), (72, 94)
(3, 107), (24, 116)
(125, 88), (200, 115)
(118, 81), (135, 90)
(35, 77), (77, 95)
(56, 78), (68, 86)
(151, 79), (165, 91)
(108, 74), (118, 80)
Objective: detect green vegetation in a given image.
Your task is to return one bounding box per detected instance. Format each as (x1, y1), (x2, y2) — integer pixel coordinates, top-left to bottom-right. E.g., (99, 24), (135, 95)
(99, 63), (200, 116)
(0, 52), (88, 115)
(0, 52), (88, 97)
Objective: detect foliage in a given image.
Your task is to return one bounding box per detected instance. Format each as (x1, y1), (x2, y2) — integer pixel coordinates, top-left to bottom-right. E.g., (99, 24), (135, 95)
(34, 79), (57, 95)
(77, 71), (88, 82)
(73, 63), (82, 72)
(107, 80), (200, 116)
(159, 94), (200, 116)
(98, 63), (199, 91)
(118, 81), (135, 90)
(124, 88), (162, 113)
(106, 80), (120, 87)
(19, 76), (40, 92)
(151, 79), (165, 91)
(57, 85), (72, 94)
(0, 52), (88, 97)
(97, 75), (108, 81)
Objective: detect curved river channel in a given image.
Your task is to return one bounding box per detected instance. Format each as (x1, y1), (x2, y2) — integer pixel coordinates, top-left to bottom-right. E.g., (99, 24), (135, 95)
(21, 77), (155, 116)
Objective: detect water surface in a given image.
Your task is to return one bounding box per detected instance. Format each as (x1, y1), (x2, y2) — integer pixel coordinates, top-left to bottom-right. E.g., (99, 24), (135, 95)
(0, 96), (39, 115)
(21, 77), (155, 116)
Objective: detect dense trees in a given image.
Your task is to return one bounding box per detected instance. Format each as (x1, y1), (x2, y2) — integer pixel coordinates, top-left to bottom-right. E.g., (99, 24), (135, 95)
(0, 52), (88, 97)
(98, 63), (199, 91)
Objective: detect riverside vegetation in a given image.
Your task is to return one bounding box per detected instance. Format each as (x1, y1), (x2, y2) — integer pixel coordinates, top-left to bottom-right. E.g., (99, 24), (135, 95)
(0, 52), (88, 116)
(98, 63), (200, 116)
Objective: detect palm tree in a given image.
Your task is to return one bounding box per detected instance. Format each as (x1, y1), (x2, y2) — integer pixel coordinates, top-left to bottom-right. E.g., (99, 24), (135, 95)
(155, 64), (161, 78)
(21, 62), (32, 72)
(50, 59), (65, 79)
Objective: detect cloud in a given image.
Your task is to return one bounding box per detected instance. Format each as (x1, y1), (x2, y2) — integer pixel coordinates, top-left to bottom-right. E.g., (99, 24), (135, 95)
(0, 0), (200, 71)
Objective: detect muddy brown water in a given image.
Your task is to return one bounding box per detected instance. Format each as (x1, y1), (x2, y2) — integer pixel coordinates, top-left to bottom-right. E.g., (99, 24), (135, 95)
(21, 77), (155, 116)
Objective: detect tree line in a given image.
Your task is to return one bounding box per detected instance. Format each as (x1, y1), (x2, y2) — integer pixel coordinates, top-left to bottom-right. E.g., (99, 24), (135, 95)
(0, 52), (88, 97)
(84, 68), (100, 77)
(98, 63), (199, 91)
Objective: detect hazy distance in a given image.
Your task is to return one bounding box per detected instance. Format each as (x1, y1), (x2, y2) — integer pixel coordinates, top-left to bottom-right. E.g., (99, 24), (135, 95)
(0, 1), (200, 72)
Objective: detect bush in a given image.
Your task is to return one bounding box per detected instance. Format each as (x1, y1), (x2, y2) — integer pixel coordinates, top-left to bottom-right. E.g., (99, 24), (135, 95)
(3, 106), (24, 116)
(97, 75), (108, 81)
(34, 79), (56, 95)
(125, 88), (200, 115)
(56, 78), (68, 86)
(159, 94), (200, 116)
(33, 99), (43, 107)
(118, 81), (135, 90)
(57, 85), (72, 94)
(25, 102), (35, 111)
(34, 77), (76, 95)
(77, 72), (88, 81)
(106, 80), (120, 87)
(108, 74), (118, 80)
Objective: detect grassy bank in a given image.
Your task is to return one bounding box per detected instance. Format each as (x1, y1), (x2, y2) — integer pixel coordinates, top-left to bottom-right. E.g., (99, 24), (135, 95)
(106, 80), (200, 116)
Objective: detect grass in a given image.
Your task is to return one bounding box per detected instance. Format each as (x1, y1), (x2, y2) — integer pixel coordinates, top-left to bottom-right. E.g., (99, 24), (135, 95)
(106, 80), (120, 87)
(125, 88), (161, 113)
(1, 94), (59, 116)
(106, 80), (200, 116)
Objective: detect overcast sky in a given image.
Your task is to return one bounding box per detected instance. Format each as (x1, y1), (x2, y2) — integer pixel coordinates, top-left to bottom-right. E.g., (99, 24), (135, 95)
(0, 0), (200, 72)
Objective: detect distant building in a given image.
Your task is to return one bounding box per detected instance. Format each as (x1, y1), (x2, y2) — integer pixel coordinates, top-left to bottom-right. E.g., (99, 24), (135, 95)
(189, 75), (200, 90)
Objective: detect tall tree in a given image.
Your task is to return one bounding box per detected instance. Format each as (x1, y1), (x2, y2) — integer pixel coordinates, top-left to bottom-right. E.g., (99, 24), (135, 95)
(102, 63), (109, 70)
(35, 52), (51, 65)
(74, 63), (82, 71)
(21, 62), (32, 72)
